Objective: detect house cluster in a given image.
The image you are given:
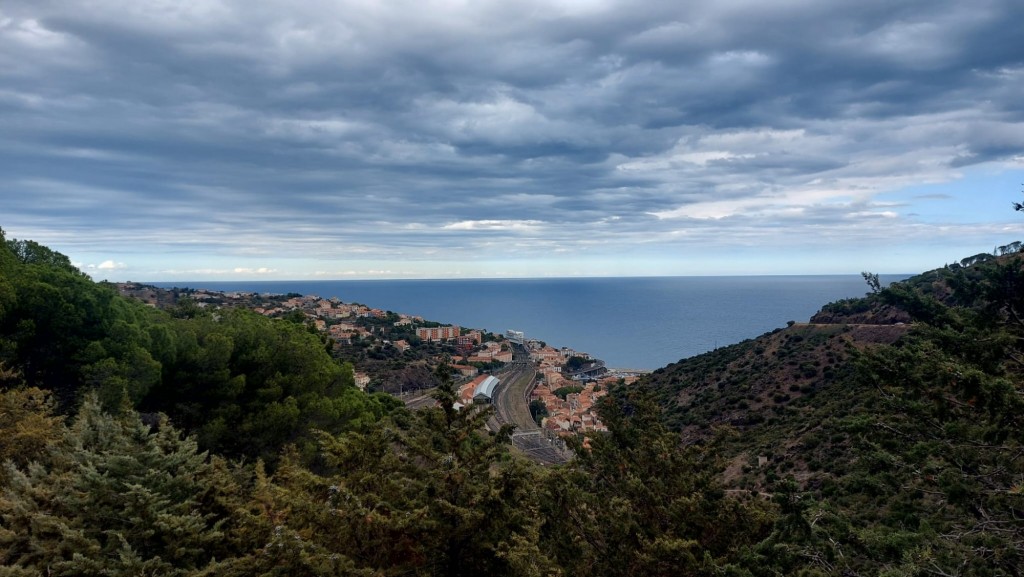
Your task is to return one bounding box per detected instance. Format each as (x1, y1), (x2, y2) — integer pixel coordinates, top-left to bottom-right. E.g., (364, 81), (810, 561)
(528, 344), (591, 376)
(532, 378), (611, 435)
(252, 294), (391, 323)
(533, 372), (640, 436)
(243, 296), (518, 385)
(246, 293), (425, 346)
(525, 341), (639, 436)
(327, 322), (370, 344)
(466, 341), (513, 364)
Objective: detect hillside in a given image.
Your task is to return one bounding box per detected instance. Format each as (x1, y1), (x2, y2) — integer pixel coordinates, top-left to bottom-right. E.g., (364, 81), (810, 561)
(0, 227), (778, 576)
(643, 255), (1024, 575)
(2, 226), (1022, 576)
(0, 229), (400, 467)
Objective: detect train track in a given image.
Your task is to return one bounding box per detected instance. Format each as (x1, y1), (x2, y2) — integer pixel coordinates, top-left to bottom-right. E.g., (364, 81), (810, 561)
(401, 349), (573, 465)
(490, 357), (572, 464)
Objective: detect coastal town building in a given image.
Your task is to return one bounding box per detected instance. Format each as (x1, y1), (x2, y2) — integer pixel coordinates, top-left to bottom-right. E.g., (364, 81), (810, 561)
(532, 376), (608, 435)
(353, 372), (371, 391)
(458, 376), (482, 405)
(467, 341), (513, 364)
(417, 325), (461, 341)
(452, 364), (478, 377)
(530, 346), (563, 364)
(456, 331), (482, 346)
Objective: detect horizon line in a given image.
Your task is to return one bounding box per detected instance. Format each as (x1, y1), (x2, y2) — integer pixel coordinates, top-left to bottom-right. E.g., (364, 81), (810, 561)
(119, 271), (915, 286)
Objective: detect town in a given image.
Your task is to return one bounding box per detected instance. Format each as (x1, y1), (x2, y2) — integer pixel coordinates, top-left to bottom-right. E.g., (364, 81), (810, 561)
(115, 283), (648, 454)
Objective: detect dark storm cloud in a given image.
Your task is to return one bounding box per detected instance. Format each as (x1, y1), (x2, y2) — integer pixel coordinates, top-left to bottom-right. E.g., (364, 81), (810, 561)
(2, 0), (1023, 277)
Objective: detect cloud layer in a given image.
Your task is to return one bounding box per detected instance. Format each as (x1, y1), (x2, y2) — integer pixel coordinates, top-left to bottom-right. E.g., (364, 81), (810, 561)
(2, 0), (1023, 279)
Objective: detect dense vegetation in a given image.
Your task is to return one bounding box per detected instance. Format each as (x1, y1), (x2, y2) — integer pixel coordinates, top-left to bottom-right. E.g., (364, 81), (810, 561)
(1, 226), (1022, 576)
(645, 255), (1024, 575)
(0, 227), (398, 466)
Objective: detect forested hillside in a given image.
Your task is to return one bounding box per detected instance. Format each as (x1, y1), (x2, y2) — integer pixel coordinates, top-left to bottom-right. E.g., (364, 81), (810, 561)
(1, 226), (1022, 576)
(0, 228), (398, 467)
(645, 255), (1024, 575)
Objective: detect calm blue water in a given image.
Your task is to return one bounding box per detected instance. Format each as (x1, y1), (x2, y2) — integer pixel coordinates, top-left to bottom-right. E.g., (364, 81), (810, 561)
(151, 275), (906, 370)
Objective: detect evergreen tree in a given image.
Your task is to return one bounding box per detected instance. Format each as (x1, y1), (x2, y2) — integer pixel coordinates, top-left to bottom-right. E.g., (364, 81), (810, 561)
(0, 385), (64, 474)
(541, 384), (775, 576)
(0, 394), (224, 576)
(206, 364), (555, 577)
(144, 308), (399, 466)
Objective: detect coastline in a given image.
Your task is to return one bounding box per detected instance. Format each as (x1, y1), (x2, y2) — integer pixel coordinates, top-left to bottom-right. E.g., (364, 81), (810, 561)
(147, 274), (898, 369)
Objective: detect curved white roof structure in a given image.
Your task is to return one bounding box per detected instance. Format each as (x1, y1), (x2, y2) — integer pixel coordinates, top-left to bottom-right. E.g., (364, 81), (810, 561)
(473, 375), (500, 401)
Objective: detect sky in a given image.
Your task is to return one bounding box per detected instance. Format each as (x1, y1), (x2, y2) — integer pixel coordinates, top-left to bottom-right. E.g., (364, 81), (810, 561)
(2, 0), (1024, 281)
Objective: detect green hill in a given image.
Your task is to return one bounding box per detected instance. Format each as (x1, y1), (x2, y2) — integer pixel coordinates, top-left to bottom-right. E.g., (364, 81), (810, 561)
(0, 227), (399, 466)
(642, 255), (1024, 575)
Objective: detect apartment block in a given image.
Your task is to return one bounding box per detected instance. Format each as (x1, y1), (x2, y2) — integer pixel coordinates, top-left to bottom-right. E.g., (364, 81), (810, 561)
(416, 325), (461, 341)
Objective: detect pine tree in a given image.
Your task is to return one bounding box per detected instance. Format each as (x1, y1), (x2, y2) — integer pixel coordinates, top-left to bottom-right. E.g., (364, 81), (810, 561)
(0, 385), (64, 471)
(0, 394), (225, 576)
(541, 384), (775, 576)
(205, 364), (556, 577)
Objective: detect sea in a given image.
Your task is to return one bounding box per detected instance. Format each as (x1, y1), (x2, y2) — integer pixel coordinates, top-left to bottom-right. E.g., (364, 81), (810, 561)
(151, 275), (908, 371)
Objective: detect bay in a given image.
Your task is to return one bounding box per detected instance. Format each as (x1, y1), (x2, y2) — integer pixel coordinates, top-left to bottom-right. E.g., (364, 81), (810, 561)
(151, 275), (907, 370)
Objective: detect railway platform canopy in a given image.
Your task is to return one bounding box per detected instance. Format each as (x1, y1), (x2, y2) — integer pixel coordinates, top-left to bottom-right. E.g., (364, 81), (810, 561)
(473, 375), (500, 403)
